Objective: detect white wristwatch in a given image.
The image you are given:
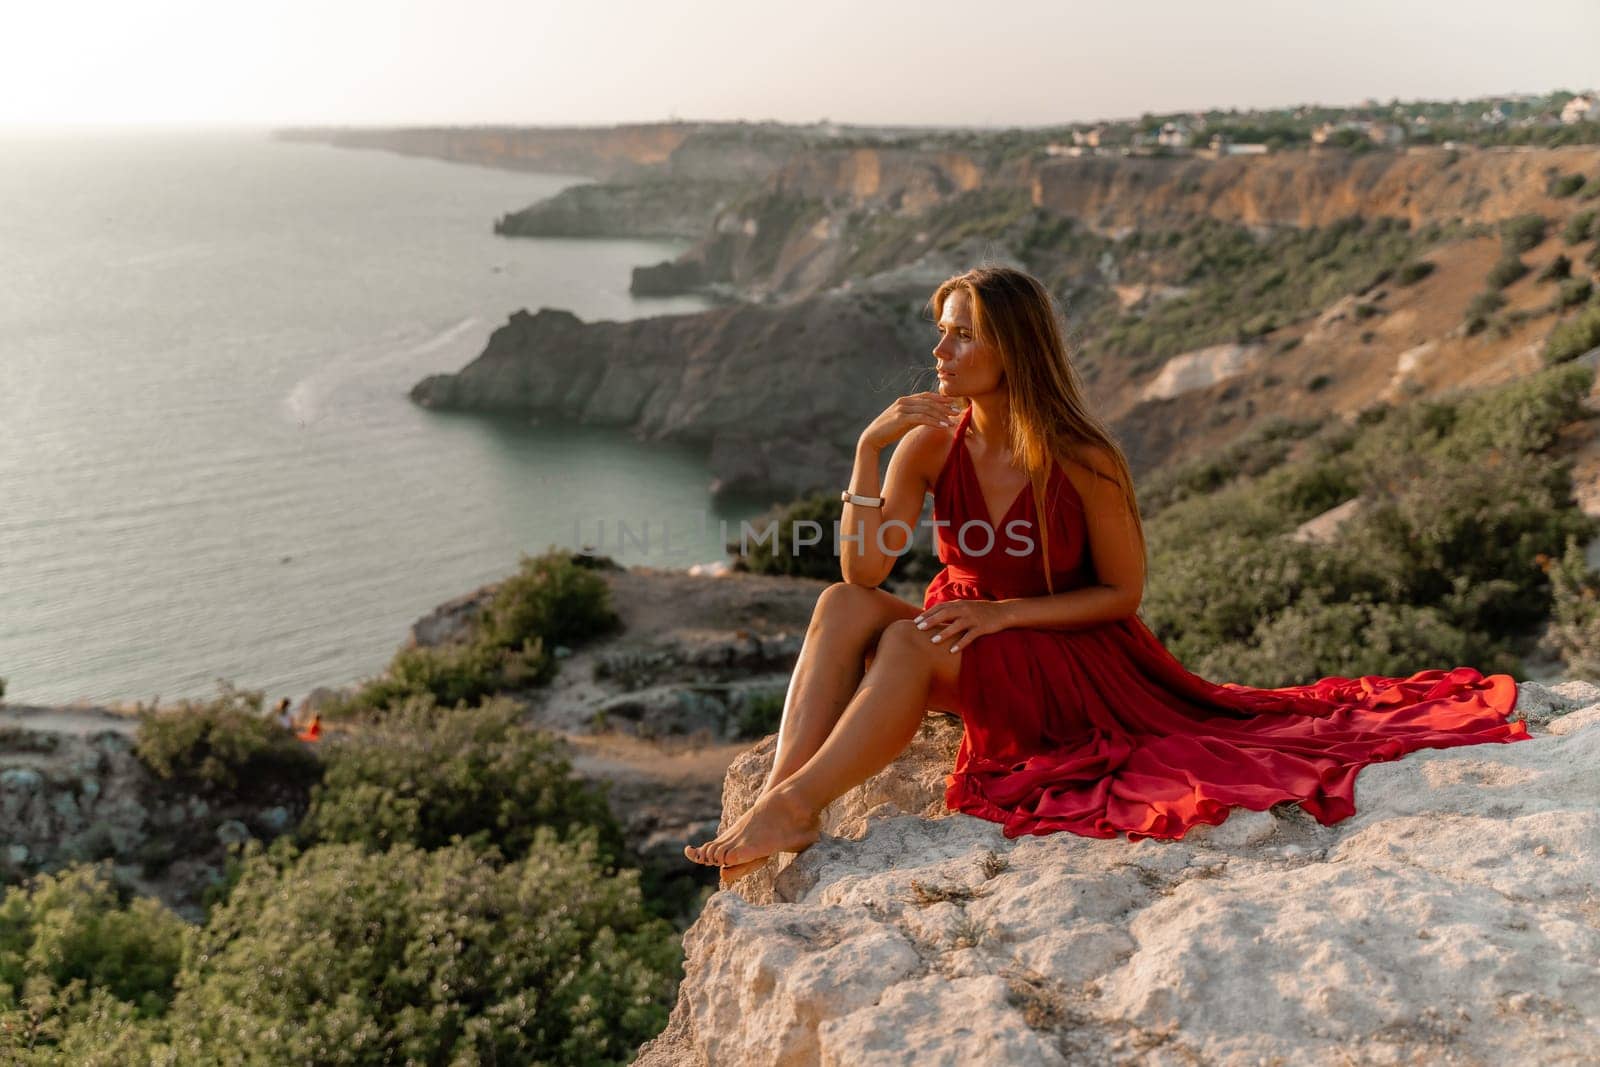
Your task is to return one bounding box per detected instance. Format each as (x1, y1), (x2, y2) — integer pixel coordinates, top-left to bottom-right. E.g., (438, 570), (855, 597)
(841, 489), (885, 508)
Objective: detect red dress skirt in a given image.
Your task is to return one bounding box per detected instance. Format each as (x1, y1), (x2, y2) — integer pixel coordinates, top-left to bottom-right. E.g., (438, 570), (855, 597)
(922, 406), (1528, 841)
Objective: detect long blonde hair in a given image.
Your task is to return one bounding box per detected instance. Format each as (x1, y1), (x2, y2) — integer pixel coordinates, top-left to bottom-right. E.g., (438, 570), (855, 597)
(930, 265), (1148, 595)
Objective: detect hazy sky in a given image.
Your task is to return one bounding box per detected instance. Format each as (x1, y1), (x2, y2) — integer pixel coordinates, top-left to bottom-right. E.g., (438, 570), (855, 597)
(7, 0), (1597, 128)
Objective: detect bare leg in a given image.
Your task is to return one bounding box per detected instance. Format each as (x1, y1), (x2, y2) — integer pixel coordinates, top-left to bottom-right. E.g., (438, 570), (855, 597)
(763, 582), (920, 791)
(707, 583), (917, 884)
(686, 618), (961, 877)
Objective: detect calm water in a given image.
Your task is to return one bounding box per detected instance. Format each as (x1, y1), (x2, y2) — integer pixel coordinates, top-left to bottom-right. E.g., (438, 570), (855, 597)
(0, 129), (764, 706)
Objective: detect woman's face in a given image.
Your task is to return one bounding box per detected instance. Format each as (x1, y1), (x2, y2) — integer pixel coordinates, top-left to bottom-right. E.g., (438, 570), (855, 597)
(933, 288), (1003, 398)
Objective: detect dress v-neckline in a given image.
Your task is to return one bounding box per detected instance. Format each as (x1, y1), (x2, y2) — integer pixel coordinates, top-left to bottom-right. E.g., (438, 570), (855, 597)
(957, 407), (1031, 531)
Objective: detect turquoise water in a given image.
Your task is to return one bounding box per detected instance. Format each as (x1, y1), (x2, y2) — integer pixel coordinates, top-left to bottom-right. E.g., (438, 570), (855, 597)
(0, 129), (761, 706)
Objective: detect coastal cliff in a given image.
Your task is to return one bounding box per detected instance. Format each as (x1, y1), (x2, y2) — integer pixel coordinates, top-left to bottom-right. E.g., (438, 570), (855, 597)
(273, 123), (700, 181)
(409, 294), (929, 497)
(637, 680), (1600, 1065)
(642, 144), (1600, 302)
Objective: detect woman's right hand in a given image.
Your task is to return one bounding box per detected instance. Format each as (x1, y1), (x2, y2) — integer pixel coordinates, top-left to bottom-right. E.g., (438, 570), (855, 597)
(860, 392), (963, 451)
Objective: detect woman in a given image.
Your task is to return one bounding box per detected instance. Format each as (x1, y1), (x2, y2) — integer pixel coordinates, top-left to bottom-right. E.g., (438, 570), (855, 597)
(685, 265), (1526, 886)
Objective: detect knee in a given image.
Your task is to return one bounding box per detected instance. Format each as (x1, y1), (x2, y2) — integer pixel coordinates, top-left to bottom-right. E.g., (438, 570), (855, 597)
(813, 580), (877, 625)
(877, 618), (927, 656)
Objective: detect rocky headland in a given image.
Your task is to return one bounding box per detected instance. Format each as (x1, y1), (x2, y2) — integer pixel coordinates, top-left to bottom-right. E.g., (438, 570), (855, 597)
(408, 294), (929, 497)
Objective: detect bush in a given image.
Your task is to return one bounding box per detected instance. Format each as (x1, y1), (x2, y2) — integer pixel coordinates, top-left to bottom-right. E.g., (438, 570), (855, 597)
(1501, 213), (1548, 254)
(732, 690), (786, 740)
(1395, 260), (1436, 285)
(161, 836), (680, 1066)
(1561, 209), (1596, 245)
(134, 682), (320, 798)
(1546, 304), (1600, 364)
(1141, 363), (1598, 680)
(477, 550), (621, 652)
(1486, 254), (1530, 289)
(0, 864), (186, 1055)
(1465, 290), (1505, 334)
(300, 696), (623, 862)
(1540, 535), (1600, 680)
(1548, 173), (1587, 198)
(350, 638), (549, 713)
(1538, 254), (1572, 282)
(345, 549), (622, 714)
(1558, 278), (1594, 309)
(1192, 591), (1494, 689)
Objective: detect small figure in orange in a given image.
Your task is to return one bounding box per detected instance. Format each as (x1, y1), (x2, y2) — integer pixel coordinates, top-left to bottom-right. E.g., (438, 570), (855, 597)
(296, 713), (322, 743)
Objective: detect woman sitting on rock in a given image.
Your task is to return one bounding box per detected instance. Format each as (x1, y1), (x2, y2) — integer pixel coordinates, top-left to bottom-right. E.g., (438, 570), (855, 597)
(685, 264), (1525, 886)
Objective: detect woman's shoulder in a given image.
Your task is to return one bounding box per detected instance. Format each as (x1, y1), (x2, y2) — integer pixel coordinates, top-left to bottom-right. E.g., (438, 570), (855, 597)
(901, 421), (964, 480)
(1054, 440), (1128, 500)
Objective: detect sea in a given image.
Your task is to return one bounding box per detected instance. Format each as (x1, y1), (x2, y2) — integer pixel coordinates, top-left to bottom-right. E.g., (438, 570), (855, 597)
(0, 127), (771, 707)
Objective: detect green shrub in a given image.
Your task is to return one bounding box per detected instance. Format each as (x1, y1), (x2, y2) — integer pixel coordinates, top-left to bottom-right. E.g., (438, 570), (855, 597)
(1582, 177), (1600, 200)
(1540, 534), (1600, 680)
(161, 835), (680, 1066)
(351, 637), (549, 713)
(1192, 591), (1496, 689)
(1548, 173), (1586, 198)
(1136, 416), (1323, 515)
(1486, 254), (1530, 289)
(1558, 277), (1594, 309)
(1395, 260), (1436, 285)
(0, 864), (186, 1055)
(1561, 209), (1596, 244)
(344, 550), (621, 714)
(1538, 254), (1572, 282)
(1465, 290), (1506, 334)
(477, 550), (622, 652)
(1546, 304), (1600, 364)
(732, 690), (786, 740)
(1141, 363), (1597, 680)
(301, 696), (622, 862)
(1501, 213), (1548, 254)
(134, 682), (320, 799)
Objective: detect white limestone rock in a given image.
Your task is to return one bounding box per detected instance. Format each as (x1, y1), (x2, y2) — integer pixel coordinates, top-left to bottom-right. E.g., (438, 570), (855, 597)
(639, 684), (1600, 1065)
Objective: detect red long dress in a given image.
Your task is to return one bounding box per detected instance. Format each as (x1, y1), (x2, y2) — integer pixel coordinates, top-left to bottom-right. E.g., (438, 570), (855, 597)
(922, 405), (1529, 841)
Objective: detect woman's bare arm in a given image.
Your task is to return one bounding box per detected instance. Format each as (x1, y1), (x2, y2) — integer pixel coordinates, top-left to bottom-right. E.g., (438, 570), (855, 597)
(841, 422), (953, 587)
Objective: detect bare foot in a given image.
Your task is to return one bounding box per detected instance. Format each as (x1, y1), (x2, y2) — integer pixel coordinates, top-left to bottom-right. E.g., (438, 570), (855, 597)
(684, 787), (821, 871)
(684, 799), (760, 866)
(718, 857), (768, 887)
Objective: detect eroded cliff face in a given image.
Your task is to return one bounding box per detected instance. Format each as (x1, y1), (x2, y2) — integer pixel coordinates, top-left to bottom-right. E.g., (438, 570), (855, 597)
(639, 147), (998, 300)
(636, 680), (1600, 1066)
(642, 144), (1600, 303)
(1027, 145), (1600, 233)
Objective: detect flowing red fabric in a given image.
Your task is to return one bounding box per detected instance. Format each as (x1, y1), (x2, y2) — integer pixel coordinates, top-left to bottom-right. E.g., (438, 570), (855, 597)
(922, 405), (1528, 842)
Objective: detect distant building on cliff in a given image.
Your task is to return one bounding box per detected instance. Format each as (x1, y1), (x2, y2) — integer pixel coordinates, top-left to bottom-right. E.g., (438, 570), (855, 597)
(1203, 134), (1269, 157)
(1157, 121), (1194, 148)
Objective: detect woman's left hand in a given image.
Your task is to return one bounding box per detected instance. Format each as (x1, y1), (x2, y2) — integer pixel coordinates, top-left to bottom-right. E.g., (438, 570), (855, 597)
(912, 600), (1011, 653)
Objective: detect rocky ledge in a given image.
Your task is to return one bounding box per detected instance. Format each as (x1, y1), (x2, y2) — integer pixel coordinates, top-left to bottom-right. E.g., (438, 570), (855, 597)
(638, 679), (1600, 1065)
